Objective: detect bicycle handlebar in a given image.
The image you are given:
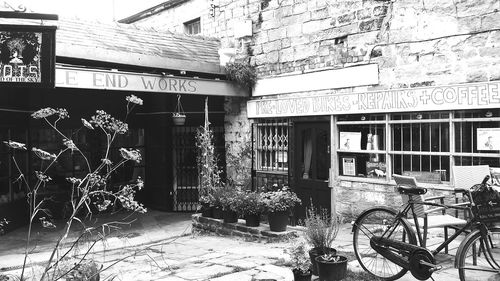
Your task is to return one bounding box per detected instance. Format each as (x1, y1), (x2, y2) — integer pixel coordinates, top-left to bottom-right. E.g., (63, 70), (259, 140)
(482, 175), (491, 185)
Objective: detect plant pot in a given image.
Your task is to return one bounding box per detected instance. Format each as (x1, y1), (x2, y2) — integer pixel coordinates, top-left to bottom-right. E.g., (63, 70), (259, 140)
(309, 247), (337, 276)
(200, 204), (212, 217)
(213, 207), (223, 219)
(172, 115), (186, 126)
(292, 269), (312, 281)
(315, 255), (348, 281)
(268, 210), (288, 232)
(223, 210), (238, 223)
(244, 213), (260, 227)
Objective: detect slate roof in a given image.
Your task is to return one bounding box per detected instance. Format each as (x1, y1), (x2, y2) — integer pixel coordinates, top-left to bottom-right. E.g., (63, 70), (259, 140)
(0, 16), (223, 74)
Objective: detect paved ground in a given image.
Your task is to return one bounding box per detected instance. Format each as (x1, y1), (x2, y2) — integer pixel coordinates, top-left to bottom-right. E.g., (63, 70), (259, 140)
(0, 210), (465, 280)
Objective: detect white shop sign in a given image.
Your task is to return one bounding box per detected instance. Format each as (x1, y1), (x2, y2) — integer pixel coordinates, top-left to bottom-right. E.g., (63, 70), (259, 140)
(252, 63), (379, 97)
(247, 81), (500, 118)
(55, 65), (248, 97)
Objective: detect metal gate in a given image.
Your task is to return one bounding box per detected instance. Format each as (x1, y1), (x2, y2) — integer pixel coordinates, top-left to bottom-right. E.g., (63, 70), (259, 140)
(172, 126), (225, 211)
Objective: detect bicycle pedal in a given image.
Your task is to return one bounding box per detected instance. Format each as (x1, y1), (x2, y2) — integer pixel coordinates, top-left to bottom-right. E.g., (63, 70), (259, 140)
(429, 265), (442, 273)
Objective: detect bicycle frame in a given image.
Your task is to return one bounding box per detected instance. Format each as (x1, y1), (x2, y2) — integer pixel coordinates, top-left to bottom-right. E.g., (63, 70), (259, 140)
(399, 193), (473, 256)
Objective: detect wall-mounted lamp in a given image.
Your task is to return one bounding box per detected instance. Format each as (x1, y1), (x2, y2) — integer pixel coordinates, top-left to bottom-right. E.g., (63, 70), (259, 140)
(485, 111), (493, 118)
(360, 115), (366, 121)
(416, 113), (423, 120)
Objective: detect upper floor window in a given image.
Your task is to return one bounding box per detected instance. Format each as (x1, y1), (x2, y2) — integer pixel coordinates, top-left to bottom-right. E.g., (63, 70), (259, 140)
(184, 18), (201, 35)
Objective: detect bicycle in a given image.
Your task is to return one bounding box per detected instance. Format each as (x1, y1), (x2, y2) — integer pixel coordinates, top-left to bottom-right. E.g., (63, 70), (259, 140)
(352, 174), (500, 281)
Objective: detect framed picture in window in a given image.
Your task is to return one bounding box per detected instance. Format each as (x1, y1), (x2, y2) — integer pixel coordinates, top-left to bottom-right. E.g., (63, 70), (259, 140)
(342, 156), (356, 176)
(477, 128), (500, 151)
(339, 132), (361, 150)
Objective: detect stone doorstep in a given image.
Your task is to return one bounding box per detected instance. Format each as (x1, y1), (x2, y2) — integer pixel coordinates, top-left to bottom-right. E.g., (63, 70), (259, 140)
(191, 214), (298, 242)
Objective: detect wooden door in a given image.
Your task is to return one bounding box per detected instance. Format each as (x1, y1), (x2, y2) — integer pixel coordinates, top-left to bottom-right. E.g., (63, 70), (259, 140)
(294, 122), (331, 219)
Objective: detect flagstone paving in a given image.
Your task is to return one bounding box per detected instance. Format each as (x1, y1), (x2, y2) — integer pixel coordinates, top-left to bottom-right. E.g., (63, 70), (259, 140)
(0, 211), (464, 280)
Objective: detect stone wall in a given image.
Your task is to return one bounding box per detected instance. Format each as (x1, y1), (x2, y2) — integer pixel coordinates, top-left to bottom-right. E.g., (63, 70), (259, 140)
(337, 179), (463, 221)
(224, 97), (253, 189)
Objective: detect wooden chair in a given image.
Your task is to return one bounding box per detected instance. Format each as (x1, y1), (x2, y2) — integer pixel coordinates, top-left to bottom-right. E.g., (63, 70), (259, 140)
(452, 165), (491, 220)
(393, 174), (468, 254)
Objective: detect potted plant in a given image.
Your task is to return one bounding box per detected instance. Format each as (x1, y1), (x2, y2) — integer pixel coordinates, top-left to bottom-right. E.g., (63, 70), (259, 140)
(288, 241), (313, 281)
(210, 187), (225, 219)
(315, 253), (348, 281)
(198, 194), (214, 217)
(172, 94), (186, 126)
(304, 204), (340, 276)
(261, 187), (301, 232)
(57, 258), (101, 281)
(225, 60), (257, 89)
(220, 188), (238, 223)
(234, 191), (263, 227)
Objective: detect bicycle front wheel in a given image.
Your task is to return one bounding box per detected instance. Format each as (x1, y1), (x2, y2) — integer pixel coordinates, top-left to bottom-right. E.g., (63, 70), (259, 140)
(353, 207), (416, 281)
(457, 227), (500, 281)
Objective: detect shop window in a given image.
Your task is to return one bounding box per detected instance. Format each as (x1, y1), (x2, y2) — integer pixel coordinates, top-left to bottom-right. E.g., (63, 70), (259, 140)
(253, 119), (290, 189)
(336, 110), (500, 183)
(391, 113), (450, 180)
(337, 114), (387, 178)
(184, 18), (201, 35)
(453, 109), (500, 169)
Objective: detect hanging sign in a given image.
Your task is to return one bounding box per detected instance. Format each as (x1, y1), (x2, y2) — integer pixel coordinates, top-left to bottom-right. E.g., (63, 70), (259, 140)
(247, 81), (500, 118)
(0, 25), (56, 88)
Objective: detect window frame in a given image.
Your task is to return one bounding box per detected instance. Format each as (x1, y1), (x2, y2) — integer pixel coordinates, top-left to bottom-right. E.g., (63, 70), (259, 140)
(183, 18), (201, 35)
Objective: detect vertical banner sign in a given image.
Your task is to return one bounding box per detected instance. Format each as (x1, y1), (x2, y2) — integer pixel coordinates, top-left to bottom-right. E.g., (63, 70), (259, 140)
(0, 25), (56, 88)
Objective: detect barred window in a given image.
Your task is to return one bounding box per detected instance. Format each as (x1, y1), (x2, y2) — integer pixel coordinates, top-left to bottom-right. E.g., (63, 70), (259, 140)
(253, 119), (290, 189)
(391, 112), (450, 180)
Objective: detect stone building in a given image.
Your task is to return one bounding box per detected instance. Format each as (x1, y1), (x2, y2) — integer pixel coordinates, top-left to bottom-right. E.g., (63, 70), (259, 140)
(0, 13), (247, 230)
(123, 0), (500, 219)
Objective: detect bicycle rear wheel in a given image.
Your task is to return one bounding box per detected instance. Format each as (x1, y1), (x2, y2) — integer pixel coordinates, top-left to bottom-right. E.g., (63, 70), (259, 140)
(457, 227), (500, 281)
(353, 207), (416, 280)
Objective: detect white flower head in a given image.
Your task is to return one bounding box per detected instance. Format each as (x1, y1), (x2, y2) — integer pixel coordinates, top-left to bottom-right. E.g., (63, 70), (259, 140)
(66, 177), (82, 184)
(35, 171), (52, 182)
(126, 94), (143, 105)
(3, 140), (26, 150)
(101, 158), (112, 165)
(119, 148), (142, 163)
(32, 147), (57, 161)
(63, 139), (77, 151)
(81, 118), (94, 130)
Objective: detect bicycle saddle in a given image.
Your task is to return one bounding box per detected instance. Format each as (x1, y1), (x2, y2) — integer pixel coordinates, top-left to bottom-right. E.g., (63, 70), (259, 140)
(397, 185), (427, 195)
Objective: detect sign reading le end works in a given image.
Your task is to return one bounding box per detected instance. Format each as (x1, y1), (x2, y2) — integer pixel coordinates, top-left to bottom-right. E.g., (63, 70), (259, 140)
(0, 25), (56, 87)
(247, 81), (500, 118)
(55, 66), (248, 97)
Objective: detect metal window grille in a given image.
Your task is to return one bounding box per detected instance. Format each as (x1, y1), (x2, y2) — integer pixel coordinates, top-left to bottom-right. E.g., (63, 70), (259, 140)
(390, 112), (450, 180)
(252, 119), (291, 190)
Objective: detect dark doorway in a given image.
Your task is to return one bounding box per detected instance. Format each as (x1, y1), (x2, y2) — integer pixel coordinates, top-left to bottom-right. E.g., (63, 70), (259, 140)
(294, 122), (331, 219)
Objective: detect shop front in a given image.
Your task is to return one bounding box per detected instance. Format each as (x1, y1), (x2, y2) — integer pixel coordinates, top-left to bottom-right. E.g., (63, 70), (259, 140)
(248, 75), (500, 219)
(0, 16), (249, 231)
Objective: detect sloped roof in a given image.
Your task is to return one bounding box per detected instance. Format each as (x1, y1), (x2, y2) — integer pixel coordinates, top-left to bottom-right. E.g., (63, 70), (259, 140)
(0, 16), (223, 74)
(56, 17), (223, 74)
(119, 0), (187, 24)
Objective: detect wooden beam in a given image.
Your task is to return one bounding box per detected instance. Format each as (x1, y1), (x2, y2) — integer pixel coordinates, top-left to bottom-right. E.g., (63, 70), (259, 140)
(0, 11), (58, 21)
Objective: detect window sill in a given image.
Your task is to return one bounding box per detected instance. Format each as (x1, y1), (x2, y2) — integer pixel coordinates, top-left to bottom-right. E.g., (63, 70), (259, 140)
(338, 176), (455, 191)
